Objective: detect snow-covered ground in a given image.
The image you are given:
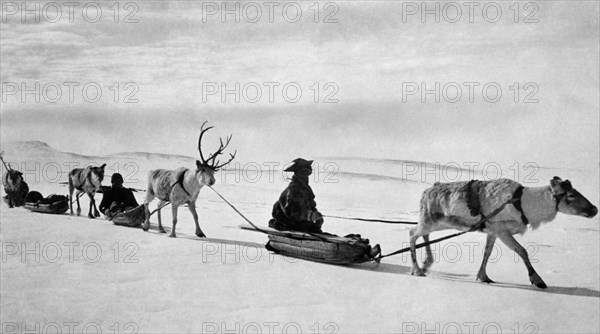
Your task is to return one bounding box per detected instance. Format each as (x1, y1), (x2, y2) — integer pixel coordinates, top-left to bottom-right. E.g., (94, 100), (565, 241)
(1, 142), (598, 333)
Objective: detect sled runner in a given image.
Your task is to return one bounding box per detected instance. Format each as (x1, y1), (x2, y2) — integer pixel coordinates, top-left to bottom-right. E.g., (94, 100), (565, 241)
(108, 205), (145, 228)
(251, 225), (381, 265)
(22, 191), (69, 214)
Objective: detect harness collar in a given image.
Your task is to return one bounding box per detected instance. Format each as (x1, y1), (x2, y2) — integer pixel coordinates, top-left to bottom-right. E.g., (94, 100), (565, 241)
(512, 186), (529, 225)
(551, 187), (566, 211)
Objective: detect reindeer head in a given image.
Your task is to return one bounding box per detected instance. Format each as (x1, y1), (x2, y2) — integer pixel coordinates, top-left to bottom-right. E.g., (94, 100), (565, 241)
(550, 176), (598, 218)
(196, 121), (236, 187)
(89, 164), (106, 191)
(5, 170), (23, 187)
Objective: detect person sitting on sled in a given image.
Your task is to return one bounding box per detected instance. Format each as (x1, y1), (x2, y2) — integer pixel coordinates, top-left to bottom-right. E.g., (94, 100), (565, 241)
(100, 173), (139, 218)
(269, 158), (324, 233)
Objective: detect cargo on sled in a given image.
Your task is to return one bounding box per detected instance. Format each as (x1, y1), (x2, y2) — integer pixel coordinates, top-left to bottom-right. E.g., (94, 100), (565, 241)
(107, 205), (145, 228)
(262, 225), (381, 265)
(21, 191), (69, 214)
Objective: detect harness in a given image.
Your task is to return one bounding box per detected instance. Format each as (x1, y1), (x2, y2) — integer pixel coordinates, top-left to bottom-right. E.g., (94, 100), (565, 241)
(552, 188), (566, 211)
(74, 168), (94, 192)
(159, 169), (195, 201)
(466, 180), (530, 226)
(513, 185), (566, 225)
(512, 186), (528, 225)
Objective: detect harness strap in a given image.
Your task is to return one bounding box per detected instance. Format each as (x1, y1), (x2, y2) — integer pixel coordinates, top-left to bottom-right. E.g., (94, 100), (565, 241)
(552, 188), (566, 211)
(74, 169), (92, 192)
(512, 186), (529, 225)
(159, 169), (191, 202)
(174, 169), (191, 197)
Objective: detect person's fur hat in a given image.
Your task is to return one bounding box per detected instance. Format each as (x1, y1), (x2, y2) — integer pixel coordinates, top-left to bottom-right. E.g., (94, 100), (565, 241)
(111, 173), (124, 184)
(284, 158), (313, 172)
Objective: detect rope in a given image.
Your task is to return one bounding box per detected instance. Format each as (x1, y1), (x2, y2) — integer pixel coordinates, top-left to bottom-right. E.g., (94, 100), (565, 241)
(148, 201), (171, 216)
(324, 215), (418, 225)
(207, 186), (332, 242)
(69, 192), (85, 205)
(374, 197), (518, 261)
(207, 186), (271, 235)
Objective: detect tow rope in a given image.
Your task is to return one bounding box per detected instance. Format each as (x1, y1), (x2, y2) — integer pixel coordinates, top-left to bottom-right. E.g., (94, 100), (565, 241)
(324, 215), (417, 225)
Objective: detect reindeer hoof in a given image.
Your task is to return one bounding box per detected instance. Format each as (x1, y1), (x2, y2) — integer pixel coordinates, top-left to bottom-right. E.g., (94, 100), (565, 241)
(168, 234), (177, 238)
(530, 273), (547, 289)
(94, 212), (100, 217)
(88, 214), (95, 219)
(158, 227), (166, 233)
(196, 232), (206, 238)
(142, 225), (149, 232)
(411, 267), (426, 277)
(477, 276), (495, 284)
(423, 258), (434, 271)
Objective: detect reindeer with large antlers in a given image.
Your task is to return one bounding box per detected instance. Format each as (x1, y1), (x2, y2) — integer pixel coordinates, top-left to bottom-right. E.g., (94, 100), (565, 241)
(142, 122), (236, 238)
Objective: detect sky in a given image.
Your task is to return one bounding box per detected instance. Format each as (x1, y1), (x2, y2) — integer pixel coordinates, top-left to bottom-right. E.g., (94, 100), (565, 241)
(1, 1), (598, 169)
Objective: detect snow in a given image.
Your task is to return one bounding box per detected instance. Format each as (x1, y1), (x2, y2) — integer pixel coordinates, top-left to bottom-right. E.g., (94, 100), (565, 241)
(1, 142), (598, 333)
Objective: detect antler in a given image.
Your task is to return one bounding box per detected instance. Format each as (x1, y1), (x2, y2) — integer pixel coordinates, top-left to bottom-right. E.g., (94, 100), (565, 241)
(0, 151), (11, 171)
(198, 121), (214, 165)
(213, 149), (237, 170)
(197, 122), (236, 170)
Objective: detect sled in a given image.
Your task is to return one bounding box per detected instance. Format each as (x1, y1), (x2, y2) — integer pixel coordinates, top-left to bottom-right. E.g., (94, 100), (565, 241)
(108, 205), (145, 228)
(22, 192), (69, 214)
(246, 225), (381, 265)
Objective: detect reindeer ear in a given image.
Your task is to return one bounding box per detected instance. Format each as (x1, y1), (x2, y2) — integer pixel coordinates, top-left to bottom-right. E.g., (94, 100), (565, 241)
(550, 176), (562, 187)
(196, 160), (202, 168)
(100, 164), (106, 169)
(562, 180), (572, 190)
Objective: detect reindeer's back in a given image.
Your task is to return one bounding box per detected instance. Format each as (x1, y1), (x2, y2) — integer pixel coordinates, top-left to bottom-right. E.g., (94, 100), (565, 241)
(147, 168), (184, 200)
(421, 178), (522, 221)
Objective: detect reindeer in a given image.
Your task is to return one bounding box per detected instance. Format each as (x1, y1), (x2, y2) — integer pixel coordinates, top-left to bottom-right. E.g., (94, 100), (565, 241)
(68, 164), (106, 218)
(1, 152), (28, 208)
(142, 122), (236, 238)
(410, 177), (597, 289)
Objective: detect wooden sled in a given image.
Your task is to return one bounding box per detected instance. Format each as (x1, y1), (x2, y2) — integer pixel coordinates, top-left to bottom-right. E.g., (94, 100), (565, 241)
(108, 205), (145, 228)
(256, 225), (381, 265)
(22, 192), (69, 214)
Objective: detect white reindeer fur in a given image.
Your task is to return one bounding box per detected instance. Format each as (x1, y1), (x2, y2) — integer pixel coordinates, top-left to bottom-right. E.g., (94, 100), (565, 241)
(411, 177), (597, 289)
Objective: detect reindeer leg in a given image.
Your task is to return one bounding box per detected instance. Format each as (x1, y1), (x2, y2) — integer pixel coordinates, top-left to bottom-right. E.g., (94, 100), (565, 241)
(188, 202), (206, 238)
(142, 202), (151, 232)
(476, 234), (497, 284)
(157, 200), (166, 233)
(409, 226), (426, 276)
(497, 231), (547, 289)
(76, 191), (82, 216)
(422, 234), (434, 272)
(142, 191), (155, 232)
(169, 205), (178, 238)
(69, 189), (74, 215)
(87, 192), (95, 219)
(8, 190), (14, 208)
(92, 193), (100, 217)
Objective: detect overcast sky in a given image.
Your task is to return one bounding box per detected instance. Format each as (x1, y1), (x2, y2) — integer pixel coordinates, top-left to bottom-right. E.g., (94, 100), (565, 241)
(1, 1), (598, 168)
